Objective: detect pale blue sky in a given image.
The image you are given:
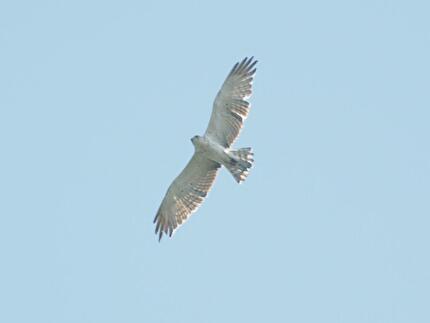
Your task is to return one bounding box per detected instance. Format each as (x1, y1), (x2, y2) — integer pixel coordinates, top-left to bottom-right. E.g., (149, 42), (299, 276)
(1, 1), (429, 322)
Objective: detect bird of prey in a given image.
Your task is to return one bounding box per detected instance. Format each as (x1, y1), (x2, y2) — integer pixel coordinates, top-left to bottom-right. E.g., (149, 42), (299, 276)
(154, 57), (257, 240)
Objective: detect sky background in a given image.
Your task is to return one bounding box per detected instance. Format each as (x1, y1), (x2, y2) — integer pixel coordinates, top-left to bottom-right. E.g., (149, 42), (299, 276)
(1, 1), (429, 322)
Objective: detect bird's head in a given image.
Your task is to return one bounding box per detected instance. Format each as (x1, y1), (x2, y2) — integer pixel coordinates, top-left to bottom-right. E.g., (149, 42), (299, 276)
(191, 135), (200, 144)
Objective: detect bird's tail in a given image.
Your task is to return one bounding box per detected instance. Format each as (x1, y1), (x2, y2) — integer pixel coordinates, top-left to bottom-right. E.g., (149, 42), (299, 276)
(226, 147), (254, 183)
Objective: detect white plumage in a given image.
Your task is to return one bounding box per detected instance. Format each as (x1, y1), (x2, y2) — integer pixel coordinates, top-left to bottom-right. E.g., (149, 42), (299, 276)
(154, 57), (257, 240)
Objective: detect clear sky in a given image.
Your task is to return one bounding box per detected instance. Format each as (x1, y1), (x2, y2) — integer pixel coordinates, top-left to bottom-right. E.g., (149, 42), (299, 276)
(1, 1), (429, 322)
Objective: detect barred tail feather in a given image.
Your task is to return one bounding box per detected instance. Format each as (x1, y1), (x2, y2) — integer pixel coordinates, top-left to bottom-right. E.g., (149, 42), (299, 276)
(226, 147), (254, 183)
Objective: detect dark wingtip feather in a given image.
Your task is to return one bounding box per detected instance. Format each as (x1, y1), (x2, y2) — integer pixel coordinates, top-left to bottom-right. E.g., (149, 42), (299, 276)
(234, 56), (258, 74)
(248, 60), (258, 72)
(248, 67), (257, 77)
(229, 62), (239, 76)
(236, 57), (249, 73)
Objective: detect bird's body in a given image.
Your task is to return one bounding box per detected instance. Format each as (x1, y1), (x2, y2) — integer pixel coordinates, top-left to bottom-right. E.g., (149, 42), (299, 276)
(192, 135), (254, 182)
(154, 57), (257, 240)
(191, 135), (227, 165)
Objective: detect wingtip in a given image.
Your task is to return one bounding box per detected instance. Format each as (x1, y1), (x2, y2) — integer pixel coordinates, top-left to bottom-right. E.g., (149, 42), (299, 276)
(156, 228), (173, 242)
(234, 56), (258, 74)
(229, 56), (258, 76)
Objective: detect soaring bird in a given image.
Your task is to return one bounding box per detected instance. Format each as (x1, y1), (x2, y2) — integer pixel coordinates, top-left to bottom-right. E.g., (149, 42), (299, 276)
(154, 57), (257, 240)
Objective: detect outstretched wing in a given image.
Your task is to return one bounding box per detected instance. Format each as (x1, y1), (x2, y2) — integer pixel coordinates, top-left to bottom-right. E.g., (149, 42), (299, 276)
(154, 153), (220, 241)
(205, 57), (257, 148)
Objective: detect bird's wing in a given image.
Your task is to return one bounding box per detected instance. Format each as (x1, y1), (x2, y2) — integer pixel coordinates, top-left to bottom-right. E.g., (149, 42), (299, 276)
(154, 153), (221, 240)
(204, 57), (257, 147)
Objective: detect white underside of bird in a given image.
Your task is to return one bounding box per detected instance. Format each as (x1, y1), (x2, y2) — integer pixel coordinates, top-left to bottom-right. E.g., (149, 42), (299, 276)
(154, 57), (257, 240)
(192, 135), (254, 183)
